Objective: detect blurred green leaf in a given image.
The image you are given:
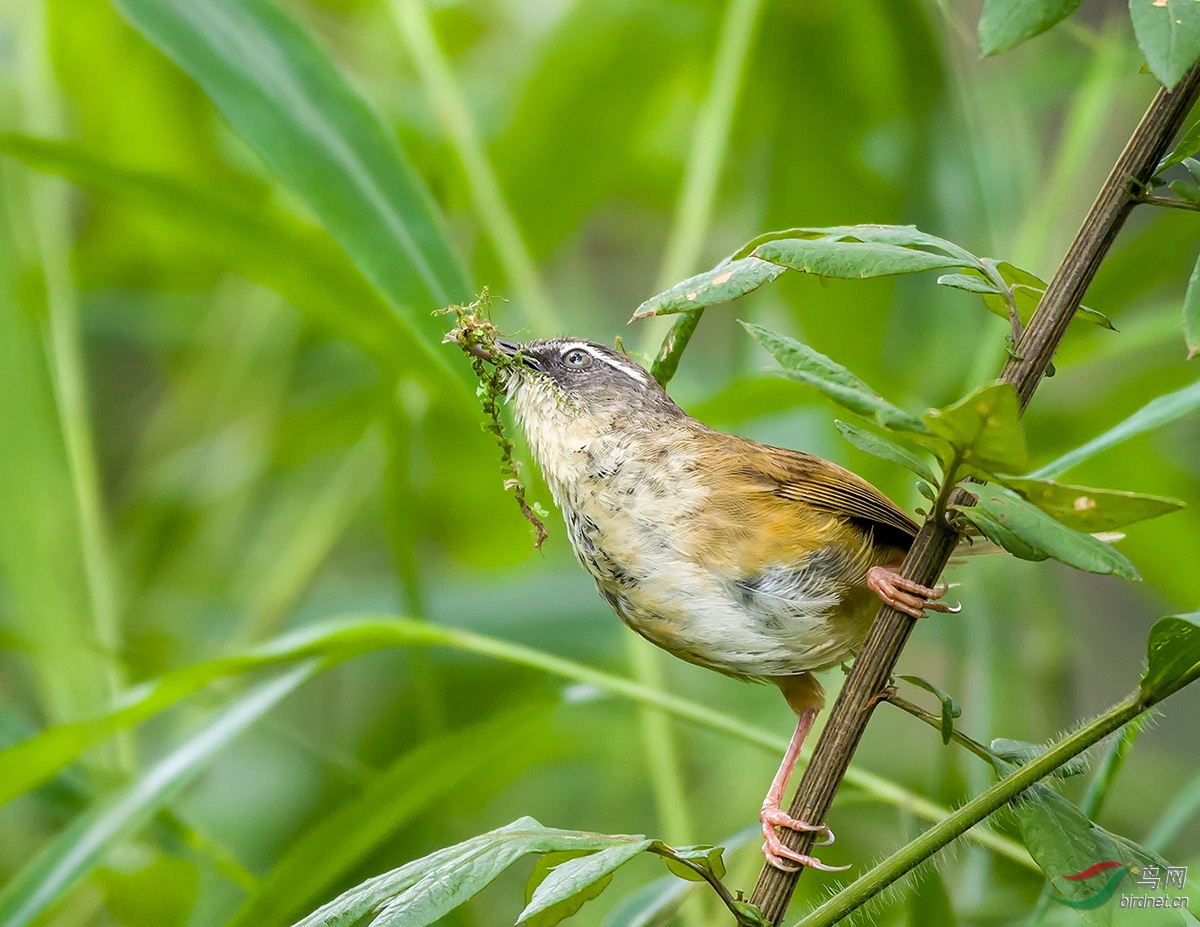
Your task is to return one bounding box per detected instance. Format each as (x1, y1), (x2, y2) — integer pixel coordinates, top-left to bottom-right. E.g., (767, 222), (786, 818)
(999, 477), (1185, 531)
(953, 485), (1141, 580)
(752, 237), (966, 279)
(835, 421), (939, 484)
(519, 841), (653, 926)
(112, 0), (473, 386)
(1141, 612), (1200, 704)
(979, 262), (1114, 330)
(923, 382), (1028, 475)
(599, 877), (690, 927)
(1169, 178), (1200, 202)
(735, 225), (981, 264)
(1031, 379), (1200, 477)
(1158, 118), (1200, 173)
(290, 818), (649, 927)
(978, 0), (1081, 56)
(0, 134), (410, 364)
(1185, 253), (1200, 359)
(1129, 0), (1200, 89)
(741, 322), (926, 430)
(228, 709), (549, 927)
(95, 851), (200, 927)
(905, 867), (957, 927)
(1012, 783), (1175, 924)
(1145, 768), (1200, 852)
(898, 675), (961, 745)
(0, 666), (314, 927)
(654, 844), (727, 884)
(631, 258), (784, 319)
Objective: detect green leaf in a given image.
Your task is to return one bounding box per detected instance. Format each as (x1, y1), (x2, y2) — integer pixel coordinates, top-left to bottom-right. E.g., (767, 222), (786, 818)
(978, 0), (1082, 56)
(630, 258), (784, 319)
(1130, 0), (1200, 89)
(290, 819), (649, 927)
(1185, 253), (1200, 360)
(1032, 379), (1200, 478)
(1158, 118), (1200, 173)
(523, 852), (605, 927)
(653, 843), (728, 883)
(112, 0), (473, 386)
(519, 841), (653, 925)
(1012, 782), (1175, 925)
(599, 878), (690, 927)
(923, 382), (1029, 475)
(0, 135), (409, 365)
(741, 322), (926, 431)
(954, 485), (1142, 580)
(752, 238), (967, 279)
(979, 262), (1114, 330)
(835, 421), (939, 484)
(898, 675), (961, 745)
(228, 709), (549, 927)
(735, 225), (982, 265)
(998, 477), (1185, 532)
(1169, 178), (1200, 202)
(935, 272), (1002, 295)
(0, 666), (314, 927)
(1141, 612), (1200, 704)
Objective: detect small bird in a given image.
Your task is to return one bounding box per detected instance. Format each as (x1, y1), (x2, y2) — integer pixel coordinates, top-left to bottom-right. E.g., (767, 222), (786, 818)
(464, 335), (954, 871)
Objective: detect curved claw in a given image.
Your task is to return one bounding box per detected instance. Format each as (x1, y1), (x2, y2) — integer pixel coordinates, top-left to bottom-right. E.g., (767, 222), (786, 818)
(760, 832), (851, 873)
(867, 566), (960, 619)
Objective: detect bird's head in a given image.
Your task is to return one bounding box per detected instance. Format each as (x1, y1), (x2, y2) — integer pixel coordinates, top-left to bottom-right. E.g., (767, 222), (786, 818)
(459, 336), (685, 485)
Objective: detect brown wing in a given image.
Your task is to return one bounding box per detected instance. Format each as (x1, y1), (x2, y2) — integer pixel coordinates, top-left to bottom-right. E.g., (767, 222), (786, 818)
(703, 431), (919, 550)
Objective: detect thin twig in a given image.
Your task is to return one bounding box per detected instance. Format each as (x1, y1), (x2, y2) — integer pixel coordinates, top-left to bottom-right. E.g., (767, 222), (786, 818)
(747, 62), (1200, 925)
(883, 693), (997, 766)
(1137, 192), (1200, 212)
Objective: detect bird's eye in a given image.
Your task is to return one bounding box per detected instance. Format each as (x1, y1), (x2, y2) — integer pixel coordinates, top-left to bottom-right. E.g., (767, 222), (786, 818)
(563, 349), (592, 368)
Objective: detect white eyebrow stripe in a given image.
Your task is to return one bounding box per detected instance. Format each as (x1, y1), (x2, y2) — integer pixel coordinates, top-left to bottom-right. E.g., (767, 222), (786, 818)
(559, 342), (649, 384)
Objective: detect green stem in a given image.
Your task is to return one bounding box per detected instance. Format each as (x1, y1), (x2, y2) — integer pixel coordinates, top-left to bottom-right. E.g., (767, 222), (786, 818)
(884, 694), (996, 767)
(645, 0), (764, 384)
(389, 0), (555, 333)
(794, 692), (1146, 927)
(1137, 192), (1200, 213)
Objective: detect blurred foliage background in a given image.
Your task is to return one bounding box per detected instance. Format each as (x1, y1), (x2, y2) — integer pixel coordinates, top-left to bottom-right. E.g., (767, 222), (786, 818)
(0, 0), (1198, 925)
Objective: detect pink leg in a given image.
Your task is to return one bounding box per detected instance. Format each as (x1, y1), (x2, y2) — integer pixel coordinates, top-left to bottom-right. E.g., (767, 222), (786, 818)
(867, 562), (961, 619)
(759, 709), (849, 873)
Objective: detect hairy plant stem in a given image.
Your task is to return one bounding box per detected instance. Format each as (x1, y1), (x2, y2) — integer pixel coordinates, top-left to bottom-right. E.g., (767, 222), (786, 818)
(795, 693), (1146, 927)
(747, 61), (1200, 925)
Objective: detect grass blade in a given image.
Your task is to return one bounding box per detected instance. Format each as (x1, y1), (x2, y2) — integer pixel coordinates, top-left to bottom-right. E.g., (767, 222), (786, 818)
(0, 665), (314, 927)
(112, 0), (474, 385)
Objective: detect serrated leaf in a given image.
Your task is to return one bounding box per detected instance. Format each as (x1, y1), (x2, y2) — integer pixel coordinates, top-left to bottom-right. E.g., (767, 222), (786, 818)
(923, 382), (1029, 474)
(630, 258), (784, 319)
(742, 323), (926, 431)
(835, 422), (939, 484)
(752, 238), (968, 279)
(979, 262), (1114, 330)
(1130, 0), (1200, 89)
(1158, 118), (1200, 173)
(978, 0), (1081, 55)
(1033, 379), (1200, 477)
(1185, 253), (1200, 360)
(1141, 612), (1200, 704)
(898, 675), (961, 745)
(519, 842), (653, 926)
(936, 272), (1003, 295)
(954, 485), (1141, 580)
(999, 478), (1185, 532)
(112, 0), (474, 388)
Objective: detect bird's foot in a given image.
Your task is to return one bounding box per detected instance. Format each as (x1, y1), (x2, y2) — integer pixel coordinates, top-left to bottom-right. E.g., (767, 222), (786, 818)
(867, 565), (961, 619)
(759, 805), (848, 873)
